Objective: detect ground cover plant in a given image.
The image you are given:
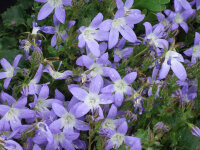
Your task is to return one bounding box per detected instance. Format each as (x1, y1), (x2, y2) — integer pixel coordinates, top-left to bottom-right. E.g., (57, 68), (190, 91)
(0, 0), (200, 149)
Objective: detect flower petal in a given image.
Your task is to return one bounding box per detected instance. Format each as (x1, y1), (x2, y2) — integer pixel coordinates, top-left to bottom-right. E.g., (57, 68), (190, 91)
(49, 119), (62, 133)
(158, 61), (170, 80)
(143, 22), (152, 35)
(39, 85), (49, 99)
(69, 87), (88, 101)
(75, 120), (89, 131)
(114, 92), (124, 107)
(1, 58), (12, 71)
(76, 55), (94, 68)
(194, 32), (200, 45)
(52, 103), (67, 117)
(89, 75), (103, 94)
(86, 39), (100, 57)
(99, 19), (112, 31)
(125, 0), (134, 8)
(78, 34), (86, 48)
(62, 0), (72, 6)
(109, 68), (121, 82)
(101, 84), (114, 93)
(107, 104), (117, 119)
(123, 72), (137, 84)
(55, 5), (65, 24)
(37, 2), (54, 20)
(75, 102), (90, 118)
(119, 25), (137, 43)
(117, 121), (128, 134)
(180, 22), (188, 33)
(116, 0), (124, 9)
(171, 59), (187, 81)
(90, 13), (103, 28)
(13, 54), (22, 68)
(4, 77), (12, 89)
(108, 28), (119, 49)
(0, 72), (7, 79)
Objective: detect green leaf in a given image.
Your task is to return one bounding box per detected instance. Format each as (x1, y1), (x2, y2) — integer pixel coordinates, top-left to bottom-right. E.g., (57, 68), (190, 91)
(1, 5), (25, 27)
(134, 0), (170, 12)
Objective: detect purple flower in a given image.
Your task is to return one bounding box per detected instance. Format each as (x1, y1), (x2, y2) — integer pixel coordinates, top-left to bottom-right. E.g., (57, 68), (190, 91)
(76, 52), (111, 78)
(45, 131), (79, 150)
(156, 12), (170, 27)
(143, 22), (168, 49)
(0, 96), (35, 131)
(32, 20), (42, 35)
(36, 0), (72, 24)
(116, 0), (145, 24)
(159, 51), (187, 81)
(49, 103), (89, 134)
(174, 0), (192, 12)
(78, 13), (109, 57)
(42, 15), (76, 48)
(69, 75), (113, 119)
(132, 93), (143, 115)
(101, 68), (137, 106)
(43, 64), (72, 80)
(184, 32), (200, 63)
(0, 54), (22, 89)
(177, 79), (197, 103)
(191, 126), (200, 137)
(3, 139), (23, 150)
(33, 122), (54, 144)
(165, 9), (194, 33)
(28, 64), (43, 95)
(105, 121), (142, 150)
(100, 104), (126, 136)
(100, 9), (139, 49)
(155, 122), (169, 132)
(114, 38), (133, 62)
(19, 40), (32, 59)
(29, 85), (63, 120)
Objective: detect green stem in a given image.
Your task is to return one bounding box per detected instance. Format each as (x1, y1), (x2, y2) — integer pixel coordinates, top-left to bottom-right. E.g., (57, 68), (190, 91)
(133, 45), (150, 59)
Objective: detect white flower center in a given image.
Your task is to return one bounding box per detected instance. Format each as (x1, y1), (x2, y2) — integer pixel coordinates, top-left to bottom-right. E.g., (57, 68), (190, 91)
(102, 119), (116, 130)
(32, 27), (40, 35)
(23, 40), (32, 51)
(114, 80), (128, 93)
(35, 99), (49, 112)
(112, 18), (126, 29)
(54, 133), (65, 143)
(5, 108), (19, 121)
(161, 19), (169, 26)
(6, 67), (14, 78)
(110, 133), (125, 148)
(147, 33), (158, 46)
(61, 112), (76, 128)
(84, 93), (100, 109)
(82, 27), (97, 41)
(89, 63), (103, 77)
(48, 0), (62, 8)
(193, 45), (200, 57)
(49, 68), (65, 79)
(124, 7), (131, 16)
(115, 49), (123, 58)
(174, 13), (183, 24)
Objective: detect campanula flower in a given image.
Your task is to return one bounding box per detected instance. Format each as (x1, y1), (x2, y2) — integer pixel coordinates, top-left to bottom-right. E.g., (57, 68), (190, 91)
(78, 13), (109, 57)
(159, 51), (187, 81)
(36, 0), (72, 24)
(0, 54), (22, 89)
